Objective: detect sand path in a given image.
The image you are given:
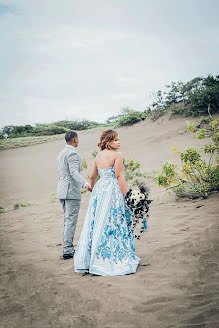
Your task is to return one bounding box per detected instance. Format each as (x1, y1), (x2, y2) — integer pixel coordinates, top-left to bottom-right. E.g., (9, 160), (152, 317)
(0, 113), (218, 327)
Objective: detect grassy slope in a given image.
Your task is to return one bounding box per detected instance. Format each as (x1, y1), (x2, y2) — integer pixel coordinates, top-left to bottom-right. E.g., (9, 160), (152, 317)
(0, 125), (113, 150)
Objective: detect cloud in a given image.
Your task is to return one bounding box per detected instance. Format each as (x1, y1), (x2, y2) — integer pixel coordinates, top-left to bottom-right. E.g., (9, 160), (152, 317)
(0, 0), (219, 127)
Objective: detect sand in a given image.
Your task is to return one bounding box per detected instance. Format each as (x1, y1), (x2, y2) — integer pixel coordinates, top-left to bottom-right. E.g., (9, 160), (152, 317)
(0, 112), (218, 328)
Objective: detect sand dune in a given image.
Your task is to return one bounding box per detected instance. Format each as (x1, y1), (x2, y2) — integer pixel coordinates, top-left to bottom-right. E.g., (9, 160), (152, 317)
(0, 112), (218, 328)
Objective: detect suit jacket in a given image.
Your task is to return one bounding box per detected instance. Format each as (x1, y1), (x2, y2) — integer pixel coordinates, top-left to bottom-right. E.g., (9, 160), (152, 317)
(56, 145), (87, 200)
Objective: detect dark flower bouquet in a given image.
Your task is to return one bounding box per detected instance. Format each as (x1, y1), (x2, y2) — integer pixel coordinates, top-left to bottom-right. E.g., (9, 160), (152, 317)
(125, 183), (152, 240)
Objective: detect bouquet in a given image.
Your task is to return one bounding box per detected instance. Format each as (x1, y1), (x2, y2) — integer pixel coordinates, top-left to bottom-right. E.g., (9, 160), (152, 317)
(125, 183), (152, 239)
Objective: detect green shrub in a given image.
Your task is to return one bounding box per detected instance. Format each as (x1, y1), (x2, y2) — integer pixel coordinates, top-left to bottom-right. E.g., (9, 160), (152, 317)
(0, 206), (5, 214)
(199, 116), (213, 124)
(195, 129), (207, 140)
(13, 203), (20, 210)
(1, 119), (101, 139)
(123, 158), (147, 188)
(152, 75), (219, 118)
(186, 121), (197, 132)
(147, 90), (167, 121)
(150, 109), (165, 121)
(80, 159), (88, 170)
(92, 149), (98, 158)
(13, 201), (35, 209)
(33, 125), (68, 136)
(55, 120), (100, 130)
(155, 118), (219, 199)
(116, 111), (146, 126)
(169, 104), (181, 115)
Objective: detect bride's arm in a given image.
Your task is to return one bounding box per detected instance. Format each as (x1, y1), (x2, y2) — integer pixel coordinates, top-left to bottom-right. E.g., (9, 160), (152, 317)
(114, 152), (128, 196)
(90, 160), (98, 189)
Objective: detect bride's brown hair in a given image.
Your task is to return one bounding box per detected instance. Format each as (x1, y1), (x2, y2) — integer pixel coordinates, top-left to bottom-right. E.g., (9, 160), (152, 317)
(98, 129), (118, 150)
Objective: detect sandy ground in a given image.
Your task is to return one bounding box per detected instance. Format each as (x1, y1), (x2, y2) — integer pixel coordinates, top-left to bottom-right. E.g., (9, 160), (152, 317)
(0, 112), (219, 328)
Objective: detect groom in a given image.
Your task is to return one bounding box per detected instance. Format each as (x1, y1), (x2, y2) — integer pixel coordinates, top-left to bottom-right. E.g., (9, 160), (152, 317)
(57, 131), (92, 260)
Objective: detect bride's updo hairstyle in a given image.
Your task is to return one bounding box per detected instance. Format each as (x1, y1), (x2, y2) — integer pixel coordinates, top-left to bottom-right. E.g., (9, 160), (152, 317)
(98, 129), (118, 150)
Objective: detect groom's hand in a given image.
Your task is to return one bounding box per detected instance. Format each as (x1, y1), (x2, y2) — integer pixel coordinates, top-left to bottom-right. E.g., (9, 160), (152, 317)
(86, 183), (92, 192)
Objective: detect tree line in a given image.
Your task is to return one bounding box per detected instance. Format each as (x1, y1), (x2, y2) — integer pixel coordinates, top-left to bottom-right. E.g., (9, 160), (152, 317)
(147, 74), (219, 120)
(1, 74), (218, 139)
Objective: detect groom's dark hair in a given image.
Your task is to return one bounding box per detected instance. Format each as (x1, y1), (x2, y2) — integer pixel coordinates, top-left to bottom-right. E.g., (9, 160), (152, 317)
(65, 131), (78, 143)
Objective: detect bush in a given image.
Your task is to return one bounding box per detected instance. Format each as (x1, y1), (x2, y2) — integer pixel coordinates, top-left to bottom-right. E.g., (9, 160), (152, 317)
(80, 159), (87, 171)
(123, 158), (147, 188)
(195, 129), (207, 140)
(55, 120), (100, 130)
(146, 90), (167, 121)
(13, 201), (34, 209)
(0, 206), (5, 214)
(33, 125), (68, 136)
(199, 116), (213, 124)
(169, 104), (181, 115)
(1, 125), (34, 138)
(155, 118), (219, 199)
(116, 111), (146, 126)
(169, 75), (219, 117)
(186, 121), (197, 132)
(92, 149), (98, 158)
(150, 109), (165, 121)
(153, 75), (219, 118)
(1, 119), (101, 139)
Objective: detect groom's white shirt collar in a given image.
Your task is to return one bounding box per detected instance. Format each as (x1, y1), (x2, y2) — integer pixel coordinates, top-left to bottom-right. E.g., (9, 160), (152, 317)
(66, 145), (75, 150)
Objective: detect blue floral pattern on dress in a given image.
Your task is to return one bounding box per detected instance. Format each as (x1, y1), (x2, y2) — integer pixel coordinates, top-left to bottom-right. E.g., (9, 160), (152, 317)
(74, 166), (140, 276)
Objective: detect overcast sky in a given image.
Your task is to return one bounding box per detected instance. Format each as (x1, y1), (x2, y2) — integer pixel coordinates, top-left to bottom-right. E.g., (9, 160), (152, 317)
(0, 0), (218, 127)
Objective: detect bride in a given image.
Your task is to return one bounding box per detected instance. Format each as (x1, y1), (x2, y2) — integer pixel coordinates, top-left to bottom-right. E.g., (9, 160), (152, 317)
(74, 129), (140, 276)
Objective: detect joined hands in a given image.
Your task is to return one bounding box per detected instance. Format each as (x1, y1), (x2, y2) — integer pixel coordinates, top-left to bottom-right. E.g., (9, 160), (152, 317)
(86, 183), (92, 192)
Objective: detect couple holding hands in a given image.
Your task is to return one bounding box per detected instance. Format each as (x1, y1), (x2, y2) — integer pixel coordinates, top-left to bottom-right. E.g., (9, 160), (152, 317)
(57, 129), (140, 276)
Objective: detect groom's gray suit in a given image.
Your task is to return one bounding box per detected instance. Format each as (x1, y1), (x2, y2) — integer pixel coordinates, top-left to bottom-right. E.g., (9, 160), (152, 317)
(57, 144), (87, 256)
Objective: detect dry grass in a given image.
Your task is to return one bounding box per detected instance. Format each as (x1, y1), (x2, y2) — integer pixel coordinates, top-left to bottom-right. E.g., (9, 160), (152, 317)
(13, 201), (37, 210)
(0, 201), (38, 214)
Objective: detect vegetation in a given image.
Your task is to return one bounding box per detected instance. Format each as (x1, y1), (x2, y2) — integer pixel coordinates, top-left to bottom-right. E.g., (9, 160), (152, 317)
(49, 193), (57, 202)
(80, 159), (88, 170)
(106, 107), (147, 127)
(123, 158), (148, 188)
(13, 201), (35, 210)
(0, 107), (147, 141)
(0, 119), (102, 139)
(54, 120), (100, 131)
(146, 90), (167, 121)
(91, 149), (98, 158)
(0, 206), (6, 214)
(0, 74), (218, 148)
(146, 75), (219, 120)
(0, 134), (65, 150)
(116, 111), (146, 126)
(155, 118), (219, 199)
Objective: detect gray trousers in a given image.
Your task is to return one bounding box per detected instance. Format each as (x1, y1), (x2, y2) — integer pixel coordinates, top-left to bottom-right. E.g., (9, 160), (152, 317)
(60, 199), (81, 255)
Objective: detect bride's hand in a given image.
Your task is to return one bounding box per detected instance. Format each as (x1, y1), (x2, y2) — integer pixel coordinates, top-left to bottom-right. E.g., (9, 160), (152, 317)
(86, 183), (92, 192)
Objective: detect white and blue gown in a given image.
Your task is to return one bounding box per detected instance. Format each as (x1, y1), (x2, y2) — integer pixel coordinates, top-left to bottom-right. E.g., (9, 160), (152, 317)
(74, 166), (140, 276)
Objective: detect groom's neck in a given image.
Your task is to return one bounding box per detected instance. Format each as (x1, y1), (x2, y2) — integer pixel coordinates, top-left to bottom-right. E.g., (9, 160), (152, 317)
(67, 142), (77, 148)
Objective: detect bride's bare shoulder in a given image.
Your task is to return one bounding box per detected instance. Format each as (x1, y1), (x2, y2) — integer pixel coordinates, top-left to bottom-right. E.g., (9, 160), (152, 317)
(115, 151), (122, 159)
(95, 151), (102, 159)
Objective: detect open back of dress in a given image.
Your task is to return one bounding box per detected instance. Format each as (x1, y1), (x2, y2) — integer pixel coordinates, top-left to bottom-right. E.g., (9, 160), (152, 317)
(74, 166), (140, 276)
